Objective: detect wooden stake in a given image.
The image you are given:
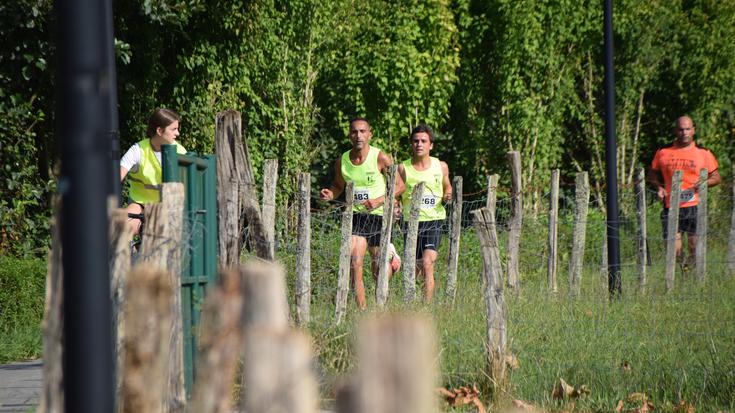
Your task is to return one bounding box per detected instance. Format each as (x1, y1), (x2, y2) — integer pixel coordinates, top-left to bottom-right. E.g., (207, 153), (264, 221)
(296, 172), (312, 325)
(120, 265), (173, 413)
(635, 167), (647, 291)
(402, 182), (424, 303)
(241, 260), (290, 331)
(241, 329), (317, 413)
(215, 110), (246, 268)
(506, 151), (523, 291)
(39, 206), (64, 413)
(141, 183), (186, 411)
(445, 176), (463, 301)
(335, 183), (354, 325)
(547, 169), (560, 293)
(695, 168), (708, 282)
(376, 165), (397, 308)
(665, 170), (683, 292)
(262, 159), (279, 260)
(354, 315), (437, 413)
(190, 268), (244, 413)
(569, 172), (589, 297)
(471, 208), (507, 392)
(486, 174), (499, 217)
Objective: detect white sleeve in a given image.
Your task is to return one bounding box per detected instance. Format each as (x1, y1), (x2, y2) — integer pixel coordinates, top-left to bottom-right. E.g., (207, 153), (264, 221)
(120, 143), (141, 172)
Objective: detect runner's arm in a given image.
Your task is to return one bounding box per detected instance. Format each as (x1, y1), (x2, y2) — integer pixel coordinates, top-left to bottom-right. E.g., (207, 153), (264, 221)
(441, 161), (452, 204)
(320, 157), (345, 201)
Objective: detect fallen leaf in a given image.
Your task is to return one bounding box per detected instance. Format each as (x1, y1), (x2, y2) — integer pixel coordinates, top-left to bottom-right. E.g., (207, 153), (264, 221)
(437, 385), (486, 412)
(552, 378), (589, 399)
(673, 400), (695, 413)
(505, 353), (520, 370)
(584, 309), (593, 317)
(615, 400), (624, 413)
(627, 392), (648, 403)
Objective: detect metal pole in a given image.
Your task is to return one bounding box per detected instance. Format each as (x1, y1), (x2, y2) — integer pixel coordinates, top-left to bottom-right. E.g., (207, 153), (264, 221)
(604, 0), (622, 297)
(56, 0), (114, 411)
(102, 0), (121, 200)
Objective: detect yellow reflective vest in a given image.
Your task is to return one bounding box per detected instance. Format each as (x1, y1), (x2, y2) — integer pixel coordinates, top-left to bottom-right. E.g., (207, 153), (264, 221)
(127, 139), (186, 204)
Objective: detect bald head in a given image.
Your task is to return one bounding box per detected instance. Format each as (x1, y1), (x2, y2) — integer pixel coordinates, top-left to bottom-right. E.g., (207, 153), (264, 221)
(674, 116), (695, 146)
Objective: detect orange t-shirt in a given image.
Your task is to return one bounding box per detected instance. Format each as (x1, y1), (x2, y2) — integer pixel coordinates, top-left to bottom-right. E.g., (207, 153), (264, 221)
(651, 143), (718, 208)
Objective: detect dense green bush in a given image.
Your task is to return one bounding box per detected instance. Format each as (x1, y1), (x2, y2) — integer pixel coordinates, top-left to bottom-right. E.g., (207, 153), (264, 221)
(1, 0), (734, 255)
(0, 255), (46, 362)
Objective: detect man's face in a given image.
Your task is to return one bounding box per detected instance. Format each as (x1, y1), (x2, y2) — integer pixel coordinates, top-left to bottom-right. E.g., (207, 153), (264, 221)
(675, 117), (695, 145)
(411, 132), (433, 157)
(349, 120), (372, 150)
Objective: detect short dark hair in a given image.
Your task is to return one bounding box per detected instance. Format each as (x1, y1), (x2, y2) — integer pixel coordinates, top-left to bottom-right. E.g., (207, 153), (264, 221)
(146, 108), (180, 137)
(349, 117), (371, 130)
(410, 123), (434, 143)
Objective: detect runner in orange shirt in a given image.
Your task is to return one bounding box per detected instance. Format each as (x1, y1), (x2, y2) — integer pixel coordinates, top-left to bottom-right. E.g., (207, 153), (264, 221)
(648, 115), (721, 269)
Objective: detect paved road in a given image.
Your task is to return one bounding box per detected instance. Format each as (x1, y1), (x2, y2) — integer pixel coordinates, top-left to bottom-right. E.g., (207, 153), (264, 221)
(0, 360), (42, 413)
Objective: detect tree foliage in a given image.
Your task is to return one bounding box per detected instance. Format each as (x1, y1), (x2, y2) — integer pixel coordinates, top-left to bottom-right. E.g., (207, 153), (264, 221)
(1, 0), (734, 254)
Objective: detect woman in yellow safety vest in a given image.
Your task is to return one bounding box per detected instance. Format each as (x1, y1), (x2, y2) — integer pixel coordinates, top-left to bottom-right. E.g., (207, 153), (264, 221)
(120, 108), (187, 234)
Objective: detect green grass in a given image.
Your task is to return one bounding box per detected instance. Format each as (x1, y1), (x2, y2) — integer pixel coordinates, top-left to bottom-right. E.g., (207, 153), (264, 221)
(279, 206), (735, 412)
(0, 254), (46, 363)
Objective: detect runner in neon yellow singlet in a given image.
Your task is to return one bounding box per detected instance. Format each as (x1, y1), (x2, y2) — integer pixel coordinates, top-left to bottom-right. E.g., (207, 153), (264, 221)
(397, 124), (452, 302)
(319, 118), (404, 310)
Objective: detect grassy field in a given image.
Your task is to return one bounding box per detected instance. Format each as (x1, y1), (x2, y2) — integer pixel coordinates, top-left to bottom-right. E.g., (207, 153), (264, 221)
(281, 200), (735, 412)
(1, 195), (732, 412)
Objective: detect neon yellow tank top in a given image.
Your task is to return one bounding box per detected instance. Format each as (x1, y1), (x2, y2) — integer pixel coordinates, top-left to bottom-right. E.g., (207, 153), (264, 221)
(128, 139), (187, 204)
(341, 146), (386, 215)
(400, 157), (446, 221)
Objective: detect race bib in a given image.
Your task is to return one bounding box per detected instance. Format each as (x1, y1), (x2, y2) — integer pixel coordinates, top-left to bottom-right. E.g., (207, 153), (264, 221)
(421, 195), (439, 209)
(680, 189), (695, 203)
(354, 188), (370, 202)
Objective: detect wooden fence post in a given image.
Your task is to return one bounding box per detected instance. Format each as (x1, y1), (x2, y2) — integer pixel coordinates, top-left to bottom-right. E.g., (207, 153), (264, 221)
(109, 207), (133, 411)
(569, 172), (589, 297)
(242, 330), (318, 413)
(120, 265), (173, 413)
(352, 315), (437, 413)
(38, 209), (64, 413)
(240, 259), (316, 413)
(296, 172), (312, 325)
(376, 165), (397, 308)
(506, 151), (523, 291)
(548, 169), (560, 293)
(262, 159), (279, 260)
(695, 168), (708, 282)
(215, 110), (273, 261)
(486, 174), (499, 217)
(190, 268), (244, 413)
(402, 182), (424, 303)
(445, 176), (463, 301)
(729, 179), (735, 277)
(665, 170), (683, 292)
(335, 183), (354, 325)
(471, 208), (507, 393)
(635, 167), (647, 291)
(241, 260), (290, 330)
(215, 110), (245, 268)
(140, 183), (186, 412)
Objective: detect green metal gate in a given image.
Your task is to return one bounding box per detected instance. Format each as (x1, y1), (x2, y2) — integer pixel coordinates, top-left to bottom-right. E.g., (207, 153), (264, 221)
(161, 145), (218, 397)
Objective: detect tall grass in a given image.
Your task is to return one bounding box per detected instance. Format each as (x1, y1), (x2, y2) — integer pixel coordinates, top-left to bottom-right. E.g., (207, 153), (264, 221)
(279, 195), (735, 412)
(0, 255), (46, 363)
